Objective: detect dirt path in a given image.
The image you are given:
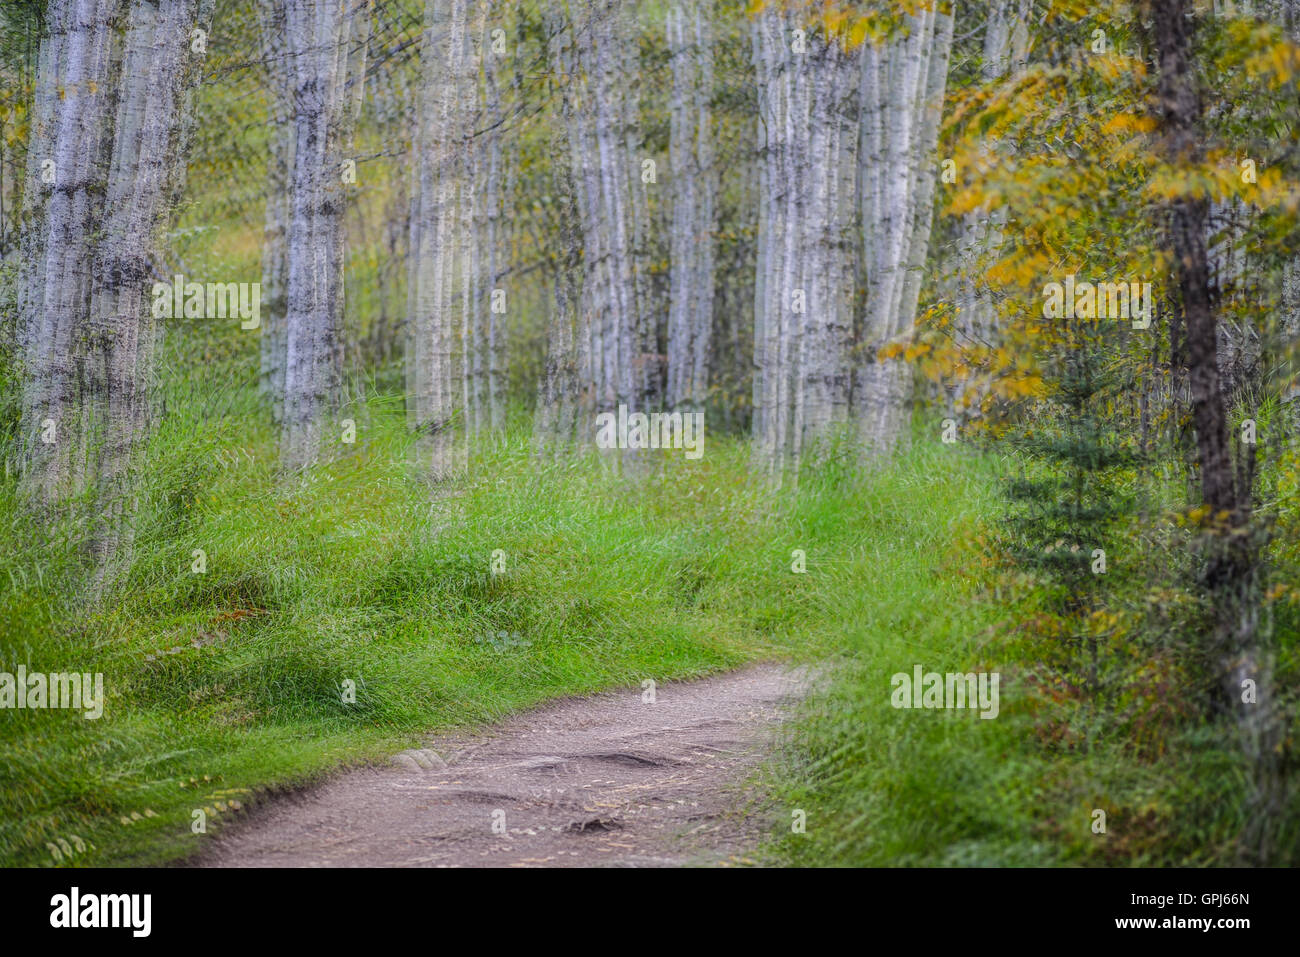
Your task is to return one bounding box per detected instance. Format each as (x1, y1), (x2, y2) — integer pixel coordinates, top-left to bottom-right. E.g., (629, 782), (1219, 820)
(195, 665), (807, 867)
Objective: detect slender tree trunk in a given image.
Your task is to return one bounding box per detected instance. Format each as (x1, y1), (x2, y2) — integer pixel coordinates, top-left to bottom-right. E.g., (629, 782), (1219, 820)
(535, 1), (589, 453)
(408, 0), (471, 479)
(750, 6), (791, 476)
(481, 15), (510, 433)
(17, 0), (208, 583)
(460, 6), (486, 444)
(666, 0), (716, 414)
(851, 7), (952, 458)
(279, 0), (369, 470)
(1150, 0), (1275, 864)
(898, 10), (954, 348)
(258, 0), (292, 424)
(750, 13), (774, 465)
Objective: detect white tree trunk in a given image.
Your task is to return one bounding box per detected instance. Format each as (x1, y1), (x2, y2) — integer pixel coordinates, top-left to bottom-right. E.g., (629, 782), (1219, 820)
(546, 0), (653, 469)
(408, 0), (472, 479)
(458, 1), (513, 444)
(257, 0), (294, 424)
(481, 18), (510, 433)
(851, 7), (953, 457)
(279, 0), (369, 470)
(666, 0), (716, 414)
(18, 0), (125, 509)
(750, 4), (860, 478)
(18, 0), (208, 581)
(535, 1), (590, 452)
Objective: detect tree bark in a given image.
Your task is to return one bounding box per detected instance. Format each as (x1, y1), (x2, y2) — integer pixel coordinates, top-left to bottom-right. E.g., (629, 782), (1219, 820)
(548, 0), (653, 469)
(534, 0), (589, 453)
(1150, 0), (1275, 864)
(257, 0), (293, 424)
(18, 0), (125, 510)
(851, 7), (952, 458)
(17, 0), (209, 583)
(665, 0), (716, 414)
(279, 0), (369, 470)
(408, 0), (472, 479)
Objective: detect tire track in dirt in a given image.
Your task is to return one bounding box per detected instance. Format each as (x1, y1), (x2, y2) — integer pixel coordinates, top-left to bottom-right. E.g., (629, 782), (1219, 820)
(194, 664), (807, 867)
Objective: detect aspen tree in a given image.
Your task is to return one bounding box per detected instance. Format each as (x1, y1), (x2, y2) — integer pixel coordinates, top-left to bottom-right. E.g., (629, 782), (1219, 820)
(535, 1), (590, 452)
(278, 0), (370, 470)
(949, 0), (1029, 422)
(17, 0), (210, 580)
(665, 0), (717, 415)
(407, 0), (471, 478)
(257, 0), (292, 423)
(852, 5), (952, 458)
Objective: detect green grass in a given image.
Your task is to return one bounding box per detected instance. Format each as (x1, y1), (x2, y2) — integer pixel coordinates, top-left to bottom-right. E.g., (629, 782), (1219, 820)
(761, 445), (1300, 868)
(2, 387), (1292, 867)
(0, 386), (883, 867)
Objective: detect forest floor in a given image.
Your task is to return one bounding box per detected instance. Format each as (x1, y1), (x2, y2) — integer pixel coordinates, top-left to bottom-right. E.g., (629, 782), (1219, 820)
(6, 419), (1275, 867)
(192, 664), (807, 867)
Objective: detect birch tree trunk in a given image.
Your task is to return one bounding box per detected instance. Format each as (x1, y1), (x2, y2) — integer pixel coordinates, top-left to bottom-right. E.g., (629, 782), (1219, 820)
(480, 16), (511, 433)
(279, 0), (369, 470)
(408, 0), (472, 479)
(17, 0), (208, 580)
(535, 2), (590, 453)
(748, 3), (952, 475)
(258, 0), (293, 424)
(795, 21), (858, 465)
(18, 0), (124, 509)
(750, 9), (781, 471)
(460, 6), (487, 444)
(533, 0), (653, 465)
(949, 0), (1029, 422)
(487, 120), (512, 431)
(665, 0), (716, 414)
(752, 4), (816, 476)
(896, 10), (954, 369)
(851, 6), (953, 458)
(87, 0), (210, 576)
(457, 1), (514, 445)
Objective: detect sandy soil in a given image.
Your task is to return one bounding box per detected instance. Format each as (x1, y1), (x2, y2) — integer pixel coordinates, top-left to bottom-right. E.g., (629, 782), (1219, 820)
(193, 664), (807, 867)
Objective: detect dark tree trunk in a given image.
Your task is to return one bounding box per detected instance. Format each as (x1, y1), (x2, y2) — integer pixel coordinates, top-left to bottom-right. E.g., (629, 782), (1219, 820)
(1150, 0), (1277, 864)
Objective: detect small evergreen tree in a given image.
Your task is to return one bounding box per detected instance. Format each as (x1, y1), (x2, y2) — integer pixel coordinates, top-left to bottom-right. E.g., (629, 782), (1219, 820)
(1003, 319), (1142, 699)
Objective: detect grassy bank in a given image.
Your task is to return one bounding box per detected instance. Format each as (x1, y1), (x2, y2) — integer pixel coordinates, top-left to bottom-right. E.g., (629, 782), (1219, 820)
(0, 391), (915, 867)
(3, 394), (1292, 867)
(765, 445), (1300, 868)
